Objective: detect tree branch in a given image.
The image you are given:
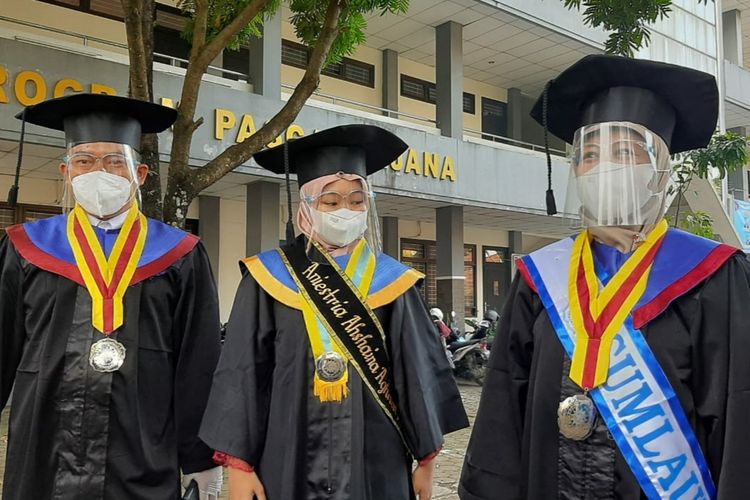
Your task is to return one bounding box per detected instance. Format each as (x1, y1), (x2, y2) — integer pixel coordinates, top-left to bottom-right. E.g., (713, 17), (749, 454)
(200, 0), (272, 67)
(191, 0), (345, 192)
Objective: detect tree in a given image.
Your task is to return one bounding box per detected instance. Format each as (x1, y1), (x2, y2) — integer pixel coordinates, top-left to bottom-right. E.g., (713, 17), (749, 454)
(120, 0), (408, 225)
(561, 0), (711, 57)
(670, 131), (749, 228)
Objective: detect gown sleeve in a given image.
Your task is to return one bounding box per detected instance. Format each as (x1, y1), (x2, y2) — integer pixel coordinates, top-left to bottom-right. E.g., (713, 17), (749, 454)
(458, 272), (540, 500)
(0, 236), (25, 409)
(690, 255), (750, 497)
(389, 286), (469, 461)
(172, 243), (222, 474)
(199, 271), (276, 467)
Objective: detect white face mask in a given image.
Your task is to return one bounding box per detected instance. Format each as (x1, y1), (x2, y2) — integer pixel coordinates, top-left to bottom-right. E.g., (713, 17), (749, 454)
(310, 207), (368, 248)
(71, 171), (134, 218)
(576, 162), (662, 226)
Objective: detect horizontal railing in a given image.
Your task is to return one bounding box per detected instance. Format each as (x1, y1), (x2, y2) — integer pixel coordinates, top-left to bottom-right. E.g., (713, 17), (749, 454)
(281, 83), (437, 126)
(464, 128), (567, 157)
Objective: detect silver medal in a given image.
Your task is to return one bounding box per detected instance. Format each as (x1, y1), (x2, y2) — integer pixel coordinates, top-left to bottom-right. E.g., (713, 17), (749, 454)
(89, 337), (127, 373)
(557, 393), (597, 441)
(315, 352), (347, 382)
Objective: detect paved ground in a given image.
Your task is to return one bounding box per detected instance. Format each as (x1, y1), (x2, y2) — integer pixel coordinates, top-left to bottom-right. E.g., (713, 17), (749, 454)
(0, 383), (482, 499)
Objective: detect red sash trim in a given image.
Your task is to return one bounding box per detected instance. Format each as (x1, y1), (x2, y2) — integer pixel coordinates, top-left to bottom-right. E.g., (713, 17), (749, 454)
(131, 233), (199, 284)
(6, 225), (84, 286)
(516, 258), (537, 294)
(7, 225), (199, 286)
(632, 243), (739, 329)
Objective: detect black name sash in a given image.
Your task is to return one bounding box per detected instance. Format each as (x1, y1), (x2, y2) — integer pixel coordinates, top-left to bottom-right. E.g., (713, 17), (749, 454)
(279, 242), (412, 455)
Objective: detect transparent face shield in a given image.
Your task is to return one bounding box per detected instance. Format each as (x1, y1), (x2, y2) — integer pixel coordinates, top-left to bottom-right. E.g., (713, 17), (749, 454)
(299, 176), (382, 254)
(61, 142), (142, 217)
(564, 122), (672, 229)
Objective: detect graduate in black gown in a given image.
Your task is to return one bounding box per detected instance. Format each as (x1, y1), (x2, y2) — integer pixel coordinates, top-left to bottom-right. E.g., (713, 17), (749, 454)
(200, 125), (468, 500)
(0, 94), (222, 499)
(459, 56), (750, 499)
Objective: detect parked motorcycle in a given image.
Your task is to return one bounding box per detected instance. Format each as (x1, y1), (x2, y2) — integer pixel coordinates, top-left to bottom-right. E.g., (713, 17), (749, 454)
(448, 338), (489, 385)
(431, 307), (489, 385)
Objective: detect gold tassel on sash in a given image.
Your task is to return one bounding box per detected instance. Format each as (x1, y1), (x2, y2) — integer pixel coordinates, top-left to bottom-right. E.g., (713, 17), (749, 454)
(299, 239), (376, 404)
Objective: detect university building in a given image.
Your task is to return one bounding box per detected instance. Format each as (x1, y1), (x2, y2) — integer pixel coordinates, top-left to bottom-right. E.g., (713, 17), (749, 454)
(0, 0), (746, 322)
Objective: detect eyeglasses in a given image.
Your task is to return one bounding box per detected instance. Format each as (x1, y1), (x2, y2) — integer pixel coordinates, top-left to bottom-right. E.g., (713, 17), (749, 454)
(576, 140), (655, 165)
(65, 152), (134, 174)
(304, 190), (374, 210)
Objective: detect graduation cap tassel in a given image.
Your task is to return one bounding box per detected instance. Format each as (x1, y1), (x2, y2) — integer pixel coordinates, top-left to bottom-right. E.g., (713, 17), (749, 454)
(8, 109), (26, 207)
(283, 141), (296, 244)
(542, 82), (557, 216)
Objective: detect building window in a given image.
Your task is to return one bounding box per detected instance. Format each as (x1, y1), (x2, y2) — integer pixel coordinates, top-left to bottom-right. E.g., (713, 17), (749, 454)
(154, 5), (191, 68)
(400, 75), (475, 114)
(281, 40), (375, 88)
(39, 0), (125, 21)
(400, 239), (476, 317)
(481, 96), (508, 139)
(223, 46), (251, 80)
(0, 203), (61, 236)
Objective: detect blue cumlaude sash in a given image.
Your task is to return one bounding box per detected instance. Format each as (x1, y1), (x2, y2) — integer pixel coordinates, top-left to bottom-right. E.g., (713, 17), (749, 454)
(520, 238), (716, 499)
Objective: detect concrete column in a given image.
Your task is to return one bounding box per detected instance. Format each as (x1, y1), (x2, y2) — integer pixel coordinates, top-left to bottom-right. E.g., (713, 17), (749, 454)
(728, 126), (747, 200)
(247, 9), (282, 99)
(506, 88), (524, 141)
(436, 206), (465, 327)
(381, 216), (399, 258)
(382, 49), (400, 118)
(723, 10), (743, 67)
(207, 53), (224, 78)
(198, 195), (221, 280)
(508, 230), (523, 257)
(246, 181), (281, 256)
(435, 21), (463, 138)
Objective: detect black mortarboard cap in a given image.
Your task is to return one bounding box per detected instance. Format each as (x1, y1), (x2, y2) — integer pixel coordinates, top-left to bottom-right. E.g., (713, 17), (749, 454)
(253, 124), (408, 186)
(530, 55), (718, 216)
(254, 124), (407, 244)
(530, 55), (718, 154)
(15, 93), (177, 150)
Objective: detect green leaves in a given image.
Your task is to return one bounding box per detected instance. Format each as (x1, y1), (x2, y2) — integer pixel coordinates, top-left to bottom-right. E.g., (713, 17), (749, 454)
(672, 131), (749, 185)
(562, 0), (672, 56)
(178, 0), (408, 63)
(178, 0), (281, 50)
(680, 211), (715, 238)
(290, 0), (408, 65)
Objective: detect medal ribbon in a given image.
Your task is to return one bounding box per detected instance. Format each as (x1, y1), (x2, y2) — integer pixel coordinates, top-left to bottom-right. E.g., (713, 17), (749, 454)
(299, 239), (376, 403)
(568, 220), (667, 389)
(67, 204), (148, 334)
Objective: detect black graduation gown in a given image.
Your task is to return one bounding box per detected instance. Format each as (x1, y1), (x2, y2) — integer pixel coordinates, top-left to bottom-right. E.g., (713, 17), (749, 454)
(199, 243), (469, 500)
(0, 231), (221, 499)
(459, 253), (750, 499)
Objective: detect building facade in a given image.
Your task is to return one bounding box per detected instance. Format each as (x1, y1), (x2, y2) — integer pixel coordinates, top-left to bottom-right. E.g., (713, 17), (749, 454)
(0, 0), (742, 322)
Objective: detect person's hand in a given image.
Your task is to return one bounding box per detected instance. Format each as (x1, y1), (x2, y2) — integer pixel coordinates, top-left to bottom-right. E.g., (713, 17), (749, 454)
(228, 468), (266, 500)
(412, 460), (436, 500)
(182, 466), (223, 500)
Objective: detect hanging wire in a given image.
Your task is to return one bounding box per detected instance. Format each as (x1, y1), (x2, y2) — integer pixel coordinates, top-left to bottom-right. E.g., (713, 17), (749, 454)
(8, 109), (26, 206)
(283, 141), (296, 244)
(542, 81), (557, 216)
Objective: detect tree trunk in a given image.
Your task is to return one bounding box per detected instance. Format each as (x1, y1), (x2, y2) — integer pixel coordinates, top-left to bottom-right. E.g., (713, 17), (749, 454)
(160, 0), (345, 227)
(122, 0), (162, 219)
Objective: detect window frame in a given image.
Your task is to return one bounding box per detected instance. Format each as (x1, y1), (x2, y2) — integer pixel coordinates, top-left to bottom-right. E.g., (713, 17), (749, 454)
(400, 74), (476, 114)
(281, 39), (375, 88)
(38, 0), (125, 22)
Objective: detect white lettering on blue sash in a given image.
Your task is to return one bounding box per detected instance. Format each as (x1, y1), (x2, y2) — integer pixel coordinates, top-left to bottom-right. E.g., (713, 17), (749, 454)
(522, 240), (716, 500)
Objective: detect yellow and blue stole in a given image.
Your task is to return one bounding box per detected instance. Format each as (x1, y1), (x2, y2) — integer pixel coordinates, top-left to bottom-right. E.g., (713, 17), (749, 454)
(517, 221), (739, 499)
(297, 239), (377, 403)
